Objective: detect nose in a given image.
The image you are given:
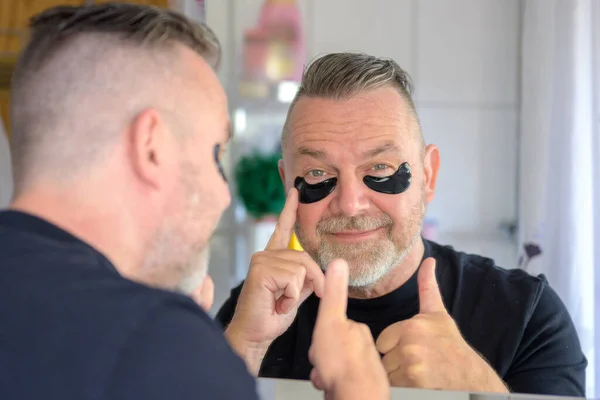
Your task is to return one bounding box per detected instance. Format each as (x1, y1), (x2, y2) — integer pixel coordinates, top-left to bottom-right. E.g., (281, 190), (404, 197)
(329, 175), (371, 217)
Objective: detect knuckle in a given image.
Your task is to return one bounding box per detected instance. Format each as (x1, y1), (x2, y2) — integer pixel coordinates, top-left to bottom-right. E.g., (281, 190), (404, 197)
(249, 251), (266, 265)
(403, 318), (425, 336)
(400, 344), (423, 363)
(357, 323), (371, 337)
(405, 364), (426, 385)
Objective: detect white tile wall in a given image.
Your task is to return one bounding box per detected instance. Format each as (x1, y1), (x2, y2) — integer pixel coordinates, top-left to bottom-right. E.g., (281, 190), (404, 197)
(415, 0), (521, 105)
(308, 0), (414, 71)
(419, 107), (518, 233)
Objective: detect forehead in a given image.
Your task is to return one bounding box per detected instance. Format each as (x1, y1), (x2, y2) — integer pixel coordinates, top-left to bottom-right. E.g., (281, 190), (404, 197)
(285, 87), (416, 160)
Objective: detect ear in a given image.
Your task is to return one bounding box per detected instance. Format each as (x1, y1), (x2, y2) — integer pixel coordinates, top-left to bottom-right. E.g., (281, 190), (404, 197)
(127, 108), (173, 191)
(423, 144), (440, 203)
(278, 158), (287, 189)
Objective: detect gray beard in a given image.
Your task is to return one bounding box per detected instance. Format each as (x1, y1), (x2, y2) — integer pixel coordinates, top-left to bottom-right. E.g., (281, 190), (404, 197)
(175, 247), (211, 295)
(315, 228), (421, 288)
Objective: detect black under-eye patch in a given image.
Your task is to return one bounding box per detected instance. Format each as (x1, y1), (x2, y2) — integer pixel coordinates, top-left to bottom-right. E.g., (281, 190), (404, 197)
(363, 162), (411, 194)
(294, 162), (412, 204)
(213, 144), (227, 182)
(294, 176), (337, 204)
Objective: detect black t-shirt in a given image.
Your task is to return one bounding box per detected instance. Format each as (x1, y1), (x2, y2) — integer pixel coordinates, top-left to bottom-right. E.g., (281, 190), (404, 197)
(216, 239), (587, 397)
(0, 211), (258, 400)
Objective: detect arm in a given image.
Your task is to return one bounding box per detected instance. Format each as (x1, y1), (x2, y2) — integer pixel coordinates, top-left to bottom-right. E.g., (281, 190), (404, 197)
(216, 282), (274, 376)
(504, 279), (587, 396)
(106, 299), (259, 400)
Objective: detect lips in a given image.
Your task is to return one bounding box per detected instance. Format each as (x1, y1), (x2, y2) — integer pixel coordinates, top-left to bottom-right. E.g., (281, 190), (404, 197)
(328, 227), (385, 241)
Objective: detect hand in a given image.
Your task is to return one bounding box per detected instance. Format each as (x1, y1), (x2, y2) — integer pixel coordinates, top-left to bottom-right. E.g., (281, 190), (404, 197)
(190, 275), (214, 312)
(376, 258), (509, 392)
(226, 188), (326, 375)
(309, 259), (389, 400)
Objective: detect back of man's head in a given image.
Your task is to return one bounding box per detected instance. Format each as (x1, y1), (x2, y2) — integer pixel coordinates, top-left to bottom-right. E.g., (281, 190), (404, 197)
(10, 2), (220, 194)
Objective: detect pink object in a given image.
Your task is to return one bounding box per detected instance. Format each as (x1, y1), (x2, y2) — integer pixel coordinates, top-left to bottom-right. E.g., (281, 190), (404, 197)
(195, 0), (206, 22)
(242, 0), (305, 83)
(422, 218), (439, 241)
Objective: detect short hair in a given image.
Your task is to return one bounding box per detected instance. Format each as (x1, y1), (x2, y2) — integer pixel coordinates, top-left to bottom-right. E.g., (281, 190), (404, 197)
(9, 2), (221, 194)
(282, 52), (422, 146)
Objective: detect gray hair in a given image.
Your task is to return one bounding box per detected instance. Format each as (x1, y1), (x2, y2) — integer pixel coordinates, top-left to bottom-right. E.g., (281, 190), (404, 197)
(282, 52), (421, 145)
(10, 2), (221, 194)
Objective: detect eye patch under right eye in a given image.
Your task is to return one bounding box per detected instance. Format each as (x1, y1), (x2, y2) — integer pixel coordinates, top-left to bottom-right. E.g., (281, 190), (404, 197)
(294, 176), (338, 204)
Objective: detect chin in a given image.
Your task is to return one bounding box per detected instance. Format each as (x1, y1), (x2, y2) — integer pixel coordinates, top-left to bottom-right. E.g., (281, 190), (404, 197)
(175, 248), (210, 294)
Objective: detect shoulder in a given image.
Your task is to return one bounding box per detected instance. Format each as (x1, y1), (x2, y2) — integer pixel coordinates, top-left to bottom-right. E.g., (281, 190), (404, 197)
(428, 239), (546, 306)
(104, 289), (258, 400)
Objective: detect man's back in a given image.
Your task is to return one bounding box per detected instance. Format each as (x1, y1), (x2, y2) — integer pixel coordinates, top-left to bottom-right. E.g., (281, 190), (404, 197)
(0, 211), (258, 400)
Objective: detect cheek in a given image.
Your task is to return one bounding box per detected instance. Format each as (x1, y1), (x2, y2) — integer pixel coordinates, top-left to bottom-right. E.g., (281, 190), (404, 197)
(297, 201), (329, 233)
(200, 174), (230, 214)
(197, 155), (231, 212)
(371, 190), (420, 222)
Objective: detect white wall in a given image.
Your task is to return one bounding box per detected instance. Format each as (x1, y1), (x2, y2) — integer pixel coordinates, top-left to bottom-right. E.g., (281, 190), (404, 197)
(0, 117), (12, 208)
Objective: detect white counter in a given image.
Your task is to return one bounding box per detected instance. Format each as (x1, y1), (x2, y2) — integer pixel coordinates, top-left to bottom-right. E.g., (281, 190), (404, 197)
(257, 378), (586, 400)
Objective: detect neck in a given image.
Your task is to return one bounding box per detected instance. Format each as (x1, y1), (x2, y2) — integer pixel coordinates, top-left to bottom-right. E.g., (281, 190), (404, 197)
(348, 237), (425, 299)
(9, 184), (145, 282)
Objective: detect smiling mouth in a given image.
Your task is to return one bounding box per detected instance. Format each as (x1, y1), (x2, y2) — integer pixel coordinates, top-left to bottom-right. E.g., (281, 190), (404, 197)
(329, 227), (386, 241)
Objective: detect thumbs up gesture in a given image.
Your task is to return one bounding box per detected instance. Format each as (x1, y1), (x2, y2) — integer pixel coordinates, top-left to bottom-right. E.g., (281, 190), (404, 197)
(309, 259), (389, 400)
(376, 258), (508, 392)
(226, 189), (326, 375)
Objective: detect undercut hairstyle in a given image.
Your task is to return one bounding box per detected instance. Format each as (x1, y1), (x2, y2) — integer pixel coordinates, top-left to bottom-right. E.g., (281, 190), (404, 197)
(281, 53), (423, 148)
(9, 2), (221, 194)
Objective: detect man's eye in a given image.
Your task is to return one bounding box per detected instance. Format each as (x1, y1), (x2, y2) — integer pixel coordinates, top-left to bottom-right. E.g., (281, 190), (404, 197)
(305, 170), (328, 184)
(372, 164), (391, 173)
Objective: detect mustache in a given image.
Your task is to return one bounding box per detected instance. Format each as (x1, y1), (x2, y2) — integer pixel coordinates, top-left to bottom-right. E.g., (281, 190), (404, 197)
(316, 214), (394, 234)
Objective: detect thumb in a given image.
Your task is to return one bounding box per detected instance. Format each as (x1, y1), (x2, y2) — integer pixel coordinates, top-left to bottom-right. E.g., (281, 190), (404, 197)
(417, 258), (445, 314)
(316, 259), (349, 324)
(191, 275), (214, 312)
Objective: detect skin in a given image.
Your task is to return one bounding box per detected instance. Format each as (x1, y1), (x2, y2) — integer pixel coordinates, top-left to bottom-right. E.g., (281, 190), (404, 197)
(280, 87), (439, 298)
(226, 189), (389, 399)
(9, 36), (385, 399)
(229, 86), (509, 393)
(10, 44), (231, 295)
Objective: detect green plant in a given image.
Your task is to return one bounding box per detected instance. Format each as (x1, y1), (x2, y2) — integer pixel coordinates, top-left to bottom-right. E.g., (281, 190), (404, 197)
(234, 151), (286, 219)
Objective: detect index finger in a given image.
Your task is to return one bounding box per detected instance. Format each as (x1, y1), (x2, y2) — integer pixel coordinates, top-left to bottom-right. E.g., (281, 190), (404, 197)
(266, 188), (299, 250)
(316, 258), (349, 323)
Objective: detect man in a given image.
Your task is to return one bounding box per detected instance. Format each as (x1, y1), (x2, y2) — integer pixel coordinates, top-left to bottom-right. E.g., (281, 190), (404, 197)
(0, 4), (388, 400)
(218, 53), (587, 396)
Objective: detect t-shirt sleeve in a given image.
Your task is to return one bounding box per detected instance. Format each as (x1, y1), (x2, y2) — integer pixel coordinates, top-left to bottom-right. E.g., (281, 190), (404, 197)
(215, 282), (244, 330)
(504, 278), (587, 396)
(105, 298), (259, 400)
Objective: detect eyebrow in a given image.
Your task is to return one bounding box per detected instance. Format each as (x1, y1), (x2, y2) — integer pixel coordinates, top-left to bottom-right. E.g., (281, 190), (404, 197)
(297, 146), (327, 160)
(362, 142), (402, 158)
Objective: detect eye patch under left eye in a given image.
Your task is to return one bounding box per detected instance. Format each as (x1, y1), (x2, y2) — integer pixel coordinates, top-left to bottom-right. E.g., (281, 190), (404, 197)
(363, 162), (412, 194)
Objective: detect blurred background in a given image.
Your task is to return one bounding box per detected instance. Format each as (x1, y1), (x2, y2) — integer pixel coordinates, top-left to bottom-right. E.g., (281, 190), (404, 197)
(0, 0), (598, 396)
